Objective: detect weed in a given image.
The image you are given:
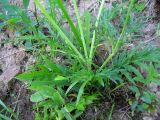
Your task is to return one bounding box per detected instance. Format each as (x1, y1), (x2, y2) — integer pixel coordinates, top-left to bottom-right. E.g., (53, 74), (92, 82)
(0, 99), (18, 120)
(1, 0), (160, 119)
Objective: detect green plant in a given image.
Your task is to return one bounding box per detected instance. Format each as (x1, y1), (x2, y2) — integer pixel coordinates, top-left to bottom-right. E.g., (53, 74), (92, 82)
(13, 0), (160, 119)
(0, 0), (34, 33)
(0, 99), (18, 120)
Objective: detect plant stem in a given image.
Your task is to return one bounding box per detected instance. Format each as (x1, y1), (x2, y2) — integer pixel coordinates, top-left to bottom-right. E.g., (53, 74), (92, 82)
(99, 53), (114, 71)
(113, 0), (135, 53)
(89, 0), (106, 63)
(72, 0), (88, 60)
(99, 0), (135, 71)
(34, 0), (86, 63)
(108, 103), (115, 120)
(56, 0), (82, 46)
(110, 83), (126, 93)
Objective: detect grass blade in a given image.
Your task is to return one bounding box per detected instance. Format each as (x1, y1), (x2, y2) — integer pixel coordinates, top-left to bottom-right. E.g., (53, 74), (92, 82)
(56, 0), (82, 44)
(34, 0), (85, 63)
(76, 79), (90, 105)
(110, 83), (126, 93)
(84, 11), (91, 53)
(61, 107), (73, 120)
(113, 0), (135, 53)
(0, 100), (17, 120)
(72, 0), (88, 59)
(65, 81), (79, 96)
(89, 0), (106, 62)
(108, 103), (115, 120)
(99, 0), (135, 71)
(0, 114), (12, 120)
(0, 100), (9, 111)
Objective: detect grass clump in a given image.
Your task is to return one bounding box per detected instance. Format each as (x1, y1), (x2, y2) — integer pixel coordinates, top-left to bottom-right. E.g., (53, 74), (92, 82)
(0, 99), (18, 120)
(1, 0), (160, 119)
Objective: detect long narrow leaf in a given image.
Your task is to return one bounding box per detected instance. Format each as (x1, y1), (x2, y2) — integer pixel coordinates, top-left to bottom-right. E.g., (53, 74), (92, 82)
(56, 0), (82, 44)
(84, 11), (91, 53)
(126, 65), (143, 78)
(65, 81), (79, 96)
(0, 100), (17, 119)
(34, 0), (85, 63)
(76, 79), (90, 105)
(99, 0), (135, 71)
(61, 107), (73, 120)
(0, 100), (9, 111)
(0, 114), (11, 120)
(113, 0), (135, 53)
(89, 0), (106, 60)
(72, 0), (88, 59)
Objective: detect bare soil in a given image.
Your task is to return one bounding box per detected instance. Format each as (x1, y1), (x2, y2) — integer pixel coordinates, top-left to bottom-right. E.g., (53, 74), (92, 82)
(4, 80), (34, 120)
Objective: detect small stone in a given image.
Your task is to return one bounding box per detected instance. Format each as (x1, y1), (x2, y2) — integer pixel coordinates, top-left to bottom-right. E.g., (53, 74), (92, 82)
(149, 83), (158, 92)
(143, 116), (155, 120)
(156, 92), (160, 99)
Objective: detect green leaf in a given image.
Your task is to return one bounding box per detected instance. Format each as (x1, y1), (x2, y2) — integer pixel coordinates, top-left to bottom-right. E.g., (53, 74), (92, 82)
(76, 79), (90, 105)
(153, 79), (160, 86)
(111, 83), (125, 93)
(141, 92), (156, 104)
(29, 85), (54, 91)
(73, 111), (83, 119)
(89, 0), (106, 60)
(17, 35), (47, 40)
(56, 0), (81, 43)
(55, 75), (67, 81)
(131, 101), (138, 110)
(4, 18), (20, 24)
(108, 103), (115, 120)
(30, 91), (48, 102)
(142, 103), (149, 110)
(95, 75), (104, 87)
(65, 81), (79, 96)
(30, 81), (54, 86)
(137, 104), (144, 112)
(129, 86), (140, 99)
(23, 0), (30, 8)
(65, 103), (75, 112)
(25, 40), (32, 50)
(129, 86), (139, 93)
(126, 65), (143, 78)
(135, 3), (145, 12)
(52, 91), (65, 105)
(76, 99), (85, 111)
(121, 70), (135, 84)
(97, 78), (104, 87)
(34, 112), (41, 120)
(34, 0), (85, 63)
(84, 11), (91, 52)
(61, 108), (73, 120)
(0, 100), (9, 110)
(157, 23), (160, 37)
(76, 94), (97, 111)
(0, 100), (17, 119)
(0, 114), (11, 120)
(147, 64), (158, 82)
(30, 87), (56, 102)
(72, 0), (88, 59)
(43, 108), (49, 120)
(16, 71), (39, 81)
(43, 57), (63, 73)
(85, 94), (98, 105)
